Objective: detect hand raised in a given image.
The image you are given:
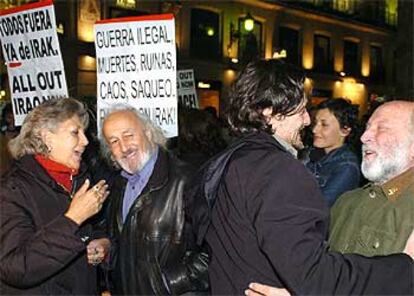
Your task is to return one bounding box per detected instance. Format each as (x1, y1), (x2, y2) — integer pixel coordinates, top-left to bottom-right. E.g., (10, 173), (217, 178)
(64, 179), (109, 225)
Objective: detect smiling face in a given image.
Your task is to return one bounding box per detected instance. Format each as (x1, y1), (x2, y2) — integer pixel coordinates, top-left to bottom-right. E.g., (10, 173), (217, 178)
(266, 100), (311, 150)
(360, 102), (414, 184)
(312, 108), (349, 154)
(43, 115), (89, 170)
(103, 110), (153, 174)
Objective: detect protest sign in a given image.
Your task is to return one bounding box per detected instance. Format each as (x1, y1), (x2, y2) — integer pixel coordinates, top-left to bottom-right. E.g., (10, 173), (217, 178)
(95, 14), (177, 138)
(0, 0), (68, 126)
(177, 69), (198, 109)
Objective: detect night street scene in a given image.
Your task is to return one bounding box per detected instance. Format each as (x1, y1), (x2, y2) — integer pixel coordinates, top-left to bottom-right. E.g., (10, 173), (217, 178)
(0, 1), (413, 295)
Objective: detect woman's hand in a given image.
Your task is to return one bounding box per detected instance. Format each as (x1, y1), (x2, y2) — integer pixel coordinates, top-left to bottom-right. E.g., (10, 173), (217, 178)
(64, 179), (109, 225)
(87, 238), (110, 265)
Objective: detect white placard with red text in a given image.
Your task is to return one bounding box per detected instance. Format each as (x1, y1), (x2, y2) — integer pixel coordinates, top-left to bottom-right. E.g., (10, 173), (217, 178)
(94, 14), (177, 138)
(0, 0), (68, 126)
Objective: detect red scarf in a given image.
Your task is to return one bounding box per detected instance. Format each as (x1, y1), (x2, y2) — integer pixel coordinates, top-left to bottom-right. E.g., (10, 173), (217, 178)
(35, 154), (79, 193)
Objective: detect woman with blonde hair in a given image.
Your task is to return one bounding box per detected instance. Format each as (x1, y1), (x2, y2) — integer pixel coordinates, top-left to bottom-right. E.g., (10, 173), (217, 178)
(0, 98), (109, 295)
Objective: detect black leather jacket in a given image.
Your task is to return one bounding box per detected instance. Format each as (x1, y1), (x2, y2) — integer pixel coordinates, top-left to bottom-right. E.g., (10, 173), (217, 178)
(107, 148), (209, 295)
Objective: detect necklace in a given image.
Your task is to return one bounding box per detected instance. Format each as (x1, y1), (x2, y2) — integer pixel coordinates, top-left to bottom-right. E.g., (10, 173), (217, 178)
(56, 179), (74, 200)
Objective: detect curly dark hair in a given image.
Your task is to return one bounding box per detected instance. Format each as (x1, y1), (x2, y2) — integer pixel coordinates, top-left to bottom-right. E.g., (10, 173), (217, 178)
(316, 98), (358, 131)
(315, 98), (360, 146)
(226, 59), (306, 135)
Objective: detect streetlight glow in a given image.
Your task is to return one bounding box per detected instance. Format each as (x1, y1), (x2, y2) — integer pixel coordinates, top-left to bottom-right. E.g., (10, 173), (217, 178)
(244, 13), (255, 32)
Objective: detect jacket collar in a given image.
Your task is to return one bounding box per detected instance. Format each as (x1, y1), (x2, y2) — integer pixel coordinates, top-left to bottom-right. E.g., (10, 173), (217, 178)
(143, 147), (169, 192)
(113, 147), (169, 232)
(116, 147), (169, 195)
(16, 155), (55, 187)
(381, 166), (414, 201)
(243, 131), (290, 155)
(15, 155), (88, 193)
(120, 146), (158, 186)
(272, 134), (298, 158)
(318, 145), (355, 163)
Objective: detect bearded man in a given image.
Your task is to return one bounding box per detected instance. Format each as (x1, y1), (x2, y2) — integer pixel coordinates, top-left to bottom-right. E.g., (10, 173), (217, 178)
(328, 100), (414, 255)
(188, 60), (413, 296)
(245, 100), (414, 296)
(100, 106), (208, 295)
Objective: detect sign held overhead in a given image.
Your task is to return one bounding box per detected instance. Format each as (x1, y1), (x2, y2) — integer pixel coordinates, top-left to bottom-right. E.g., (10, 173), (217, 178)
(0, 0), (68, 126)
(94, 14), (177, 138)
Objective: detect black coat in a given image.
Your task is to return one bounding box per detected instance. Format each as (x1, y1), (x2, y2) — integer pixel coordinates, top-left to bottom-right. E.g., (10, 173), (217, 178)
(0, 155), (99, 295)
(188, 131), (413, 295)
(106, 148), (209, 295)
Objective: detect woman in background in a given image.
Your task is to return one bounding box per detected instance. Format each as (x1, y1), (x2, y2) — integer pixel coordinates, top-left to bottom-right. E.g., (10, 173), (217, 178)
(306, 98), (361, 207)
(0, 98), (109, 295)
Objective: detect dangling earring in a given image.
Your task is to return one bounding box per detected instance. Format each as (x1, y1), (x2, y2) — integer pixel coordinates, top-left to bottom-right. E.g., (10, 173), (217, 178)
(47, 145), (52, 154)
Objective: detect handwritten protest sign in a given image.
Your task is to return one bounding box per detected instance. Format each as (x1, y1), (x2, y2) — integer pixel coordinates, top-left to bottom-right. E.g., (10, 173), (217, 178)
(177, 69), (198, 109)
(0, 0), (68, 126)
(95, 14), (177, 138)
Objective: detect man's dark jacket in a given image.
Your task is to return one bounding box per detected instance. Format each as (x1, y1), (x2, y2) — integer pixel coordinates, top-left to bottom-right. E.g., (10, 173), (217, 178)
(0, 156), (98, 295)
(187, 131), (413, 295)
(106, 148), (209, 295)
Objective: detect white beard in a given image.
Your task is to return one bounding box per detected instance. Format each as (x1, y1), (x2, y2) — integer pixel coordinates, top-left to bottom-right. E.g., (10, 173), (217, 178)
(361, 141), (411, 184)
(119, 147), (153, 174)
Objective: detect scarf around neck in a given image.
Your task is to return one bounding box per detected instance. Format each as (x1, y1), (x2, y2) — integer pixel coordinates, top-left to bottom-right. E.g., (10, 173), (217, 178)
(35, 154), (78, 193)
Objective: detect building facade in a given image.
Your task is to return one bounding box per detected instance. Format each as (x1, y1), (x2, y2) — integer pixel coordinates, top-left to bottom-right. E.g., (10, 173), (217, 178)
(1, 0), (411, 116)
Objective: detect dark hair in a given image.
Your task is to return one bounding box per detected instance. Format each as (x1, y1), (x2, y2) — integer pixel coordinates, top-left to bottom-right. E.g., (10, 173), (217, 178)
(316, 98), (358, 131)
(226, 59), (306, 135)
(0, 102), (19, 135)
(315, 98), (360, 145)
(204, 106), (218, 118)
(1, 103), (13, 124)
(178, 109), (227, 157)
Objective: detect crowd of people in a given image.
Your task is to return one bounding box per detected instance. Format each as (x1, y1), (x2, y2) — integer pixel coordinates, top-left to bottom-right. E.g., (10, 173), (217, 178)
(0, 59), (413, 295)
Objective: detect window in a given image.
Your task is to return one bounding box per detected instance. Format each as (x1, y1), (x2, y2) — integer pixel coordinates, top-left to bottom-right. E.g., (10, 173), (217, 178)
(314, 34), (332, 72)
(370, 45), (384, 83)
(333, 0), (356, 14)
(190, 9), (220, 60)
(237, 18), (263, 65)
(385, 0), (398, 26)
(196, 80), (222, 115)
(343, 40), (359, 75)
(0, 0), (31, 10)
(278, 26), (300, 65)
(115, 0), (135, 9)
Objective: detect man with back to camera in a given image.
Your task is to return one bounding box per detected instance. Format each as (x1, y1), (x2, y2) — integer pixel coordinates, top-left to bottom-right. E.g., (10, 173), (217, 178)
(187, 59), (414, 295)
(246, 100), (414, 296)
(99, 105), (209, 295)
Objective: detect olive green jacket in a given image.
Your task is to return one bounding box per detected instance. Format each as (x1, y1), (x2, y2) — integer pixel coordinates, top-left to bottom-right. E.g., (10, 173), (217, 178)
(329, 167), (414, 256)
